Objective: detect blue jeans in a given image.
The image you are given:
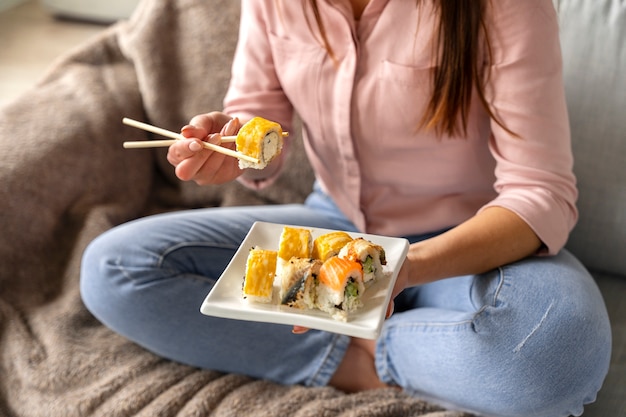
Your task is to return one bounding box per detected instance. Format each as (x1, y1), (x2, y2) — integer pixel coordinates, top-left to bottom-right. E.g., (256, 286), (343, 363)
(80, 188), (611, 417)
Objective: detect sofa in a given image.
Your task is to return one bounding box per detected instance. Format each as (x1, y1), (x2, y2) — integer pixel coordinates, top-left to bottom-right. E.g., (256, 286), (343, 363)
(555, 1), (625, 415)
(0, 0), (623, 416)
(41, 0), (140, 23)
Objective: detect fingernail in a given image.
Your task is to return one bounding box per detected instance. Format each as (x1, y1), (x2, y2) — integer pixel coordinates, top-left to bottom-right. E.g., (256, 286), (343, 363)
(385, 302), (394, 319)
(221, 120), (232, 135)
(189, 141), (202, 152)
(223, 117), (240, 136)
(180, 125), (195, 137)
(208, 133), (221, 144)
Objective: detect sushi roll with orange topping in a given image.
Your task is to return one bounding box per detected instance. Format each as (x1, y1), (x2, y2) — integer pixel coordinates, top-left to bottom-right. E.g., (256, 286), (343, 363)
(316, 256), (365, 321)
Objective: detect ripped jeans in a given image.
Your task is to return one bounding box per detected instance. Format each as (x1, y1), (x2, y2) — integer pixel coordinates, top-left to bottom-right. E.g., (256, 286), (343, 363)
(80, 187), (611, 417)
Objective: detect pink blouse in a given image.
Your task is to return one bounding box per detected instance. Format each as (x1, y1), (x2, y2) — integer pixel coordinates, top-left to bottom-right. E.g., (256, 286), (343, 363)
(223, 0), (577, 255)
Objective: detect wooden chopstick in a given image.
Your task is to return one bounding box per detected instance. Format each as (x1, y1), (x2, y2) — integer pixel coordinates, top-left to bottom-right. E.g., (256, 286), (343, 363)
(121, 118), (258, 164)
(123, 139), (178, 148)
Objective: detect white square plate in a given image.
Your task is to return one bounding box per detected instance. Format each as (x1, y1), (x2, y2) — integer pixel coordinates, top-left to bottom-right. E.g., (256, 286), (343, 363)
(200, 221), (409, 339)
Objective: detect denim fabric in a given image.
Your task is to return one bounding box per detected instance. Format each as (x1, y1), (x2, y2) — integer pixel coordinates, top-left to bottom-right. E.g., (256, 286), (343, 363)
(80, 188), (610, 417)
(377, 251), (611, 417)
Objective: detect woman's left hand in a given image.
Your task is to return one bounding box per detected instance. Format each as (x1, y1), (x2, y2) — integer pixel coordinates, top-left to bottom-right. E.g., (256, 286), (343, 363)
(385, 258), (410, 318)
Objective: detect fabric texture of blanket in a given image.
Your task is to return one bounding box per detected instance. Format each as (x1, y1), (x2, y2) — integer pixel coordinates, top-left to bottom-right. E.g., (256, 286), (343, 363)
(0, 0), (473, 416)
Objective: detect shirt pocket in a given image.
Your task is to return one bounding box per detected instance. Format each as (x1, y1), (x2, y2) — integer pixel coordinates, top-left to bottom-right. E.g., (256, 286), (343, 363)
(374, 60), (437, 148)
(267, 32), (327, 137)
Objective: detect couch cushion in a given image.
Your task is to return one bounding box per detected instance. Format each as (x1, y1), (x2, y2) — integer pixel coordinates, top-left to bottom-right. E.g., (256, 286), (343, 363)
(557, 0), (626, 276)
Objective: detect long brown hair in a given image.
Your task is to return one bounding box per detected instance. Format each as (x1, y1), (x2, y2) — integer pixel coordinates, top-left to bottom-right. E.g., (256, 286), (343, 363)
(306, 0), (512, 138)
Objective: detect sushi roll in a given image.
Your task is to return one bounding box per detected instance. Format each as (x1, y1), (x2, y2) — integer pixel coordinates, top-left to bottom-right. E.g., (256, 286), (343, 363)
(236, 117), (284, 170)
(242, 247), (277, 303)
(311, 231), (353, 262)
(338, 237), (387, 284)
(316, 256), (365, 322)
(277, 226), (313, 271)
(279, 257), (322, 309)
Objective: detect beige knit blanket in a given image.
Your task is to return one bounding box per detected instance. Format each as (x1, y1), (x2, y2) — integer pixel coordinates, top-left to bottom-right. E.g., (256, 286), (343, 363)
(0, 1), (472, 415)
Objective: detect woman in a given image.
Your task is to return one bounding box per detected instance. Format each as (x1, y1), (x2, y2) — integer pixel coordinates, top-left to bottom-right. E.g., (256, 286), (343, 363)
(80, 1), (611, 416)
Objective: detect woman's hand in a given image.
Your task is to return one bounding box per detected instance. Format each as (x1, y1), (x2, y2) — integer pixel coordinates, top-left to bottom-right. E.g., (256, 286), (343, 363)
(167, 112), (244, 185)
(293, 207), (541, 334)
(385, 258), (411, 319)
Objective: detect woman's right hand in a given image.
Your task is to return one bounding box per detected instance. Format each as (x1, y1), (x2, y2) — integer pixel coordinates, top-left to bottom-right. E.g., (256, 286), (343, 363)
(167, 111), (243, 185)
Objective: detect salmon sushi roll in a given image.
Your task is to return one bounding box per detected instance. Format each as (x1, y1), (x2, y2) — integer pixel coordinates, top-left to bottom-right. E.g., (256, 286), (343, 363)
(316, 256), (364, 321)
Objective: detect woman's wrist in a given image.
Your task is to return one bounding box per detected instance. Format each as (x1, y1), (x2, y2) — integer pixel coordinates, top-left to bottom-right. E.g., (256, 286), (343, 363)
(403, 207), (542, 288)
(404, 240), (441, 287)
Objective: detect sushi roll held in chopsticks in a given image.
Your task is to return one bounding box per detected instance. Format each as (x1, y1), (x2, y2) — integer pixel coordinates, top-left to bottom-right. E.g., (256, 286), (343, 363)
(236, 117), (285, 170)
(316, 256), (365, 322)
(338, 238), (387, 284)
(242, 247), (278, 303)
